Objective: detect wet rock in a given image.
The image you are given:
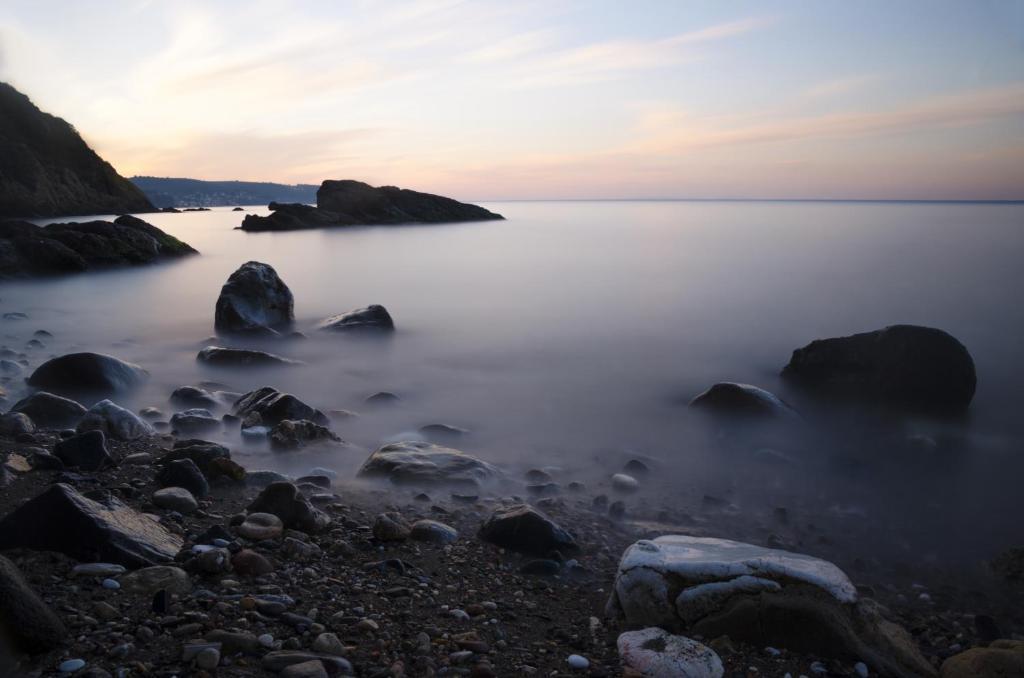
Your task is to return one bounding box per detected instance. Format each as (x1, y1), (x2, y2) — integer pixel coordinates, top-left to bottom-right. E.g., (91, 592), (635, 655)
(152, 487), (198, 513)
(357, 441), (502, 488)
(163, 439), (231, 476)
(246, 482), (330, 533)
(689, 382), (797, 418)
(478, 504), (579, 556)
(156, 458), (210, 498)
(197, 346), (301, 367)
(782, 324), (976, 414)
(215, 261), (294, 336)
(0, 411), (35, 437)
(281, 659), (328, 678)
(0, 554), (67, 654)
(623, 459), (650, 474)
(10, 391), (87, 428)
(410, 519), (459, 544)
(420, 423), (468, 440)
(77, 399), (154, 440)
(616, 627), (723, 677)
(119, 565), (190, 595)
(316, 304), (394, 332)
(940, 640), (1024, 678)
(373, 513), (411, 541)
(611, 473), (639, 493)
(311, 632), (345, 656)
(231, 549), (275, 576)
(26, 352), (148, 398)
(237, 512), (284, 540)
(0, 483), (182, 567)
(54, 430), (113, 471)
(170, 408), (221, 435)
(234, 387), (327, 426)
(196, 547), (232, 574)
(270, 419), (341, 450)
(992, 547), (1024, 582)
(170, 385), (219, 409)
(0, 359), (22, 375)
(261, 650), (352, 674)
(607, 535), (933, 678)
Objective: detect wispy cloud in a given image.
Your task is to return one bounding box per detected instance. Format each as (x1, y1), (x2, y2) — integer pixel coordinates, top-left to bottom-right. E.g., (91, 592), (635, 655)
(506, 16), (773, 88)
(802, 74), (882, 99)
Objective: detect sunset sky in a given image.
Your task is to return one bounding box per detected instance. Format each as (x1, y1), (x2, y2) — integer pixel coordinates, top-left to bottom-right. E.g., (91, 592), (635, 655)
(2, 0), (1022, 200)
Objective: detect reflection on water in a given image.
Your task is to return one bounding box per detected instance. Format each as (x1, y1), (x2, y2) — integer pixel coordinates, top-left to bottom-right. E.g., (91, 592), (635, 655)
(4, 200), (1023, 568)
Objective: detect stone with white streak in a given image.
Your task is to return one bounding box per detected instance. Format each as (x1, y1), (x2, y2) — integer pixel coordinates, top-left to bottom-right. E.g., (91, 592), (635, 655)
(608, 535), (934, 678)
(617, 627), (723, 678)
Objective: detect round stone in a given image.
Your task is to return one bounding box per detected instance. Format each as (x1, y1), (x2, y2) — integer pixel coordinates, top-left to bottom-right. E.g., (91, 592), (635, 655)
(237, 512), (284, 540)
(152, 487), (198, 513)
(59, 659), (86, 673)
(567, 654), (590, 670)
(196, 647), (220, 670)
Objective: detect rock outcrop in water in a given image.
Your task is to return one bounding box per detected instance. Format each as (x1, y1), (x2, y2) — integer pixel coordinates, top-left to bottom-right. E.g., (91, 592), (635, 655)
(316, 304), (395, 333)
(239, 180), (504, 232)
(0, 215), (196, 279)
(689, 382), (797, 418)
(0, 82), (154, 218)
(214, 261), (294, 335)
(782, 324), (976, 414)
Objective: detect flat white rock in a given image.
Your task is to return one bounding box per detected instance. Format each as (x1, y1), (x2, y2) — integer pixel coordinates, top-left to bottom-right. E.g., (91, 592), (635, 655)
(617, 627), (723, 678)
(611, 535), (857, 628)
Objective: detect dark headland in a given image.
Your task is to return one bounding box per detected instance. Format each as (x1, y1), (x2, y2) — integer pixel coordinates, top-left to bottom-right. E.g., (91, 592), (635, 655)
(240, 179), (504, 232)
(0, 82), (154, 218)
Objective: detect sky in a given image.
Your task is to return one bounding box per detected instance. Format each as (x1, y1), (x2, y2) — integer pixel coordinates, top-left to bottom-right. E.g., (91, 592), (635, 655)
(2, 0), (1023, 200)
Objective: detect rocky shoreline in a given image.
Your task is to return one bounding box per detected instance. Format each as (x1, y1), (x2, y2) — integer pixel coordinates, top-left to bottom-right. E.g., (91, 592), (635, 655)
(0, 427), (1021, 677)
(0, 264), (1021, 677)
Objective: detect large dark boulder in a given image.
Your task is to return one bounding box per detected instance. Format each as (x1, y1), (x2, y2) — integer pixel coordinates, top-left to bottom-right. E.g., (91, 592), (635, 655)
(197, 346), (300, 367)
(156, 458), (210, 498)
(246, 481), (330, 533)
(478, 504), (579, 556)
(782, 325), (976, 414)
(26, 352), (148, 398)
(0, 554), (66, 655)
(0, 81), (154, 218)
(315, 304), (394, 333)
(357, 441), (502, 488)
(53, 430), (112, 471)
(233, 387), (327, 426)
(10, 391), (87, 428)
(0, 483), (182, 567)
(240, 180), (504, 231)
(214, 261), (294, 335)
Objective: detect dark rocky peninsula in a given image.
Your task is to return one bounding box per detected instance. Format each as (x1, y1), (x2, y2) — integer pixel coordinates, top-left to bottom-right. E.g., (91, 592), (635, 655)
(0, 215), (196, 279)
(0, 82), (154, 218)
(240, 180), (504, 232)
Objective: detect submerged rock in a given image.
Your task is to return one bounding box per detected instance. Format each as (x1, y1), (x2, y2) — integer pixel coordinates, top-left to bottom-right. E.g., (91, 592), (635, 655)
(617, 627), (723, 678)
(26, 352), (148, 398)
(0, 554), (67, 654)
(0, 483), (182, 567)
(782, 324), (976, 414)
(10, 391), (87, 428)
(689, 382), (797, 418)
(607, 535), (933, 678)
(214, 261), (294, 335)
(315, 304), (394, 332)
(240, 180), (504, 232)
(197, 346), (301, 367)
(478, 504), (579, 556)
(357, 441), (502, 488)
(76, 399), (154, 440)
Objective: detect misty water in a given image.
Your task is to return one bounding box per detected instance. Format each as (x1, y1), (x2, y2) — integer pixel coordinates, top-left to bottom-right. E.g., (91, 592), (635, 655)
(5, 200), (1024, 574)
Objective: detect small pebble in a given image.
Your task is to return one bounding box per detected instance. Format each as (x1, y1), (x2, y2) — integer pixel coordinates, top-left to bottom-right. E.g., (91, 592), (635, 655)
(854, 662), (869, 677)
(258, 633), (275, 648)
(59, 659), (86, 673)
(101, 578), (120, 590)
(567, 654), (589, 670)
